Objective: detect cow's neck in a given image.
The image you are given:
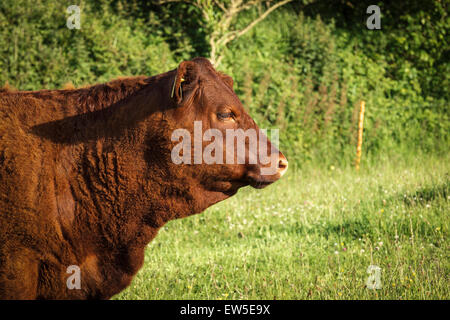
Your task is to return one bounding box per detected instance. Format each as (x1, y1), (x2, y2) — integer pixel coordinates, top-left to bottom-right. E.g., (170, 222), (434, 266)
(63, 73), (197, 248)
(57, 73), (228, 279)
(69, 127), (227, 254)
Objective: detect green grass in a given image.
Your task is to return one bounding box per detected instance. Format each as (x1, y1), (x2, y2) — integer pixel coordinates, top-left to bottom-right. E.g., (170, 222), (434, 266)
(114, 153), (449, 300)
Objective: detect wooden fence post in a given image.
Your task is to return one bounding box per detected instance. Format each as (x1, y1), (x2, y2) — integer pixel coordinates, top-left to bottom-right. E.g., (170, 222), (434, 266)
(355, 100), (365, 171)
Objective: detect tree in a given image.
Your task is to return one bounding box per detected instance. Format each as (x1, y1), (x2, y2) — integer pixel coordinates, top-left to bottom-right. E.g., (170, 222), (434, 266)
(158, 0), (294, 66)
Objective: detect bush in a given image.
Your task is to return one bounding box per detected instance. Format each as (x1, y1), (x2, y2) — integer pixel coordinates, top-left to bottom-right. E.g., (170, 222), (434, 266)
(220, 7), (448, 167)
(0, 0), (176, 90)
(0, 0), (447, 167)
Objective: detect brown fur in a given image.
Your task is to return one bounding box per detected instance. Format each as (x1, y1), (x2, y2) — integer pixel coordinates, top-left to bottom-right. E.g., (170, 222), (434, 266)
(0, 58), (287, 299)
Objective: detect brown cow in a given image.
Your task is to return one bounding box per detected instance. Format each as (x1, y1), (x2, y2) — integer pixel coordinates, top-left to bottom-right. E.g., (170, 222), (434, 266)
(0, 57), (287, 299)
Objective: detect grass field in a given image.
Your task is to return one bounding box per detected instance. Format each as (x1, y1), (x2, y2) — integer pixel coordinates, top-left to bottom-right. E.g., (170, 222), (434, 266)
(114, 153), (449, 300)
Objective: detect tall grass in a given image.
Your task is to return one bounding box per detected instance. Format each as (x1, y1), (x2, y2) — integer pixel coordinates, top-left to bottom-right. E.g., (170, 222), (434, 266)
(114, 153), (449, 300)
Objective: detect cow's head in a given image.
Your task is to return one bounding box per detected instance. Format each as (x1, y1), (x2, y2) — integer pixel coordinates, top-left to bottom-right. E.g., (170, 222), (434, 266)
(145, 58), (287, 212)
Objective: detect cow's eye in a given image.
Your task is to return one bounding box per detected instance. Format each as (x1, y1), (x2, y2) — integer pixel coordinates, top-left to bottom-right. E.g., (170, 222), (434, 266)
(217, 112), (235, 121)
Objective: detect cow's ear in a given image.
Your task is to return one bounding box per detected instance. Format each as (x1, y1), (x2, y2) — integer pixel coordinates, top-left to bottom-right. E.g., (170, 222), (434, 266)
(219, 72), (234, 90)
(171, 61), (200, 104)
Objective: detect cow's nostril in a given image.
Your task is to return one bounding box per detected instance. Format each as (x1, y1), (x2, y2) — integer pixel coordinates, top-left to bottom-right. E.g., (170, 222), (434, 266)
(278, 157), (288, 176)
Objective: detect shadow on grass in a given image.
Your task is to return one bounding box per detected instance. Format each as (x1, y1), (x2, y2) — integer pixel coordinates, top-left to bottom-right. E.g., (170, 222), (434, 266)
(400, 180), (449, 207)
(264, 215), (374, 241)
(263, 180), (449, 242)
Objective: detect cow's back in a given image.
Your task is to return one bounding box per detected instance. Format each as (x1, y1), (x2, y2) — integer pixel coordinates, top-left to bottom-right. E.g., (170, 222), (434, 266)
(0, 82), (149, 299)
(0, 91), (66, 295)
(0, 78), (153, 254)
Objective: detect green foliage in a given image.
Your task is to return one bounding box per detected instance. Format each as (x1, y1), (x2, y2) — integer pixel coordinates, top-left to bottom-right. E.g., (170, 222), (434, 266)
(0, 0), (177, 90)
(0, 0), (448, 166)
(220, 6), (448, 166)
